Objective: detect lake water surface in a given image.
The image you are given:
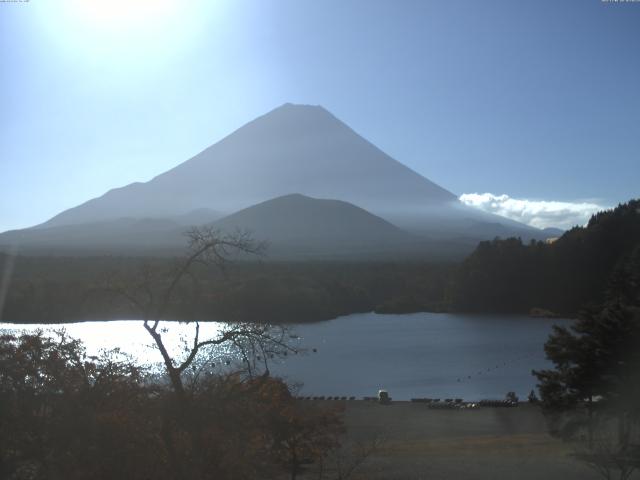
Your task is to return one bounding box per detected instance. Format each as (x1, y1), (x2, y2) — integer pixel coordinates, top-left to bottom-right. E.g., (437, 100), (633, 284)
(1, 312), (568, 401)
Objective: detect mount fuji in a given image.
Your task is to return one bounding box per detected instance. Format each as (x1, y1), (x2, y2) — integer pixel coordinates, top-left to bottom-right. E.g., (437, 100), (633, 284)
(1, 103), (547, 257)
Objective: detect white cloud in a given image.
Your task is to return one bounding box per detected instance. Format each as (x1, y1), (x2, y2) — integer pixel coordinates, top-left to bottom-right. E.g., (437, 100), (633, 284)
(459, 193), (608, 230)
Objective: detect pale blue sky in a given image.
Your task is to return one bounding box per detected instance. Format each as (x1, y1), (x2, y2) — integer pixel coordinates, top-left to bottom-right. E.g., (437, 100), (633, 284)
(1, 0), (639, 232)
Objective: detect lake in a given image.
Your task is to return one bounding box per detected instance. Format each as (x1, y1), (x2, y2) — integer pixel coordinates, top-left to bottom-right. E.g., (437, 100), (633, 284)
(0, 312), (569, 401)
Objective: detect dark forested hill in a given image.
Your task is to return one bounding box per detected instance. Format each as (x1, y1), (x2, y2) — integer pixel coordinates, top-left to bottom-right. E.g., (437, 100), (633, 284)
(213, 194), (413, 249)
(450, 199), (640, 315)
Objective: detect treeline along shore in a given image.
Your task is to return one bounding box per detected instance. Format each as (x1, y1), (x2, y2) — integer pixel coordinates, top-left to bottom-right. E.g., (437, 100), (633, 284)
(0, 257), (453, 323)
(1, 199), (638, 324)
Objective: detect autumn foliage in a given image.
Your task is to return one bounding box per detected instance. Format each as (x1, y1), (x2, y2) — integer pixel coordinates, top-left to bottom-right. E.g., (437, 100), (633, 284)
(0, 331), (344, 480)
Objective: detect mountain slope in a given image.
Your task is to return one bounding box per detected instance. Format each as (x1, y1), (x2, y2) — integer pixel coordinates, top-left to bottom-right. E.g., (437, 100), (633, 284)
(0, 207), (224, 255)
(3, 103), (553, 256)
(0, 218), (186, 255)
(35, 103), (533, 235)
(0, 194), (455, 259)
(212, 194), (417, 256)
(209, 193), (473, 259)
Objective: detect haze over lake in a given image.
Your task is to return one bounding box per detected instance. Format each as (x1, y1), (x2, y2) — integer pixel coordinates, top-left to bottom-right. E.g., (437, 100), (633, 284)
(1, 312), (568, 401)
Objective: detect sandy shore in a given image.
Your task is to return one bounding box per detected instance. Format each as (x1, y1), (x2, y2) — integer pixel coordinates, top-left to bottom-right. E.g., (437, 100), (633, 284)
(310, 401), (601, 480)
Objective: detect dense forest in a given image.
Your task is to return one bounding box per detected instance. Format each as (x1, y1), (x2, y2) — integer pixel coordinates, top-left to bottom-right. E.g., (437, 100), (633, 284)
(450, 199), (640, 315)
(1, 199), (638, 324)
(0, 257), (452, 324)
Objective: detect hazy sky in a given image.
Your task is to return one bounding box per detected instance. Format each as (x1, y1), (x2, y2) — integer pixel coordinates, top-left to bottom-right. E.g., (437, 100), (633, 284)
(1, 0), (639, 232)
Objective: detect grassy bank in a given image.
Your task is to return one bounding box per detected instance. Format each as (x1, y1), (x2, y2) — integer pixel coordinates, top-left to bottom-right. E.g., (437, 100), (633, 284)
(308, 401), (599, 480)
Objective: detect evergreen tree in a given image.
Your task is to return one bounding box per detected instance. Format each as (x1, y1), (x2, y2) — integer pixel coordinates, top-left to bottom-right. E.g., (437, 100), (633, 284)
(533, 252), (640, 477)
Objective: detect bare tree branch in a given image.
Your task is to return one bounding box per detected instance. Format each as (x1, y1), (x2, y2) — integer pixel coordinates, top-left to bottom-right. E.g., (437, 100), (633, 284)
(99, 226), (286, 397)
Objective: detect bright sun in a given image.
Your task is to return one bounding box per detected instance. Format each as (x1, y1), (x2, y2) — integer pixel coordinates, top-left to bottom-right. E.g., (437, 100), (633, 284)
(66, 0), (178, 30)
(37, 0), (214, 72)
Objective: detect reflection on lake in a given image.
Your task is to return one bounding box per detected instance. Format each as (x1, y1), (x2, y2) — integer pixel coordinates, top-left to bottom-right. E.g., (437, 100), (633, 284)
(0, 312), (569, 401)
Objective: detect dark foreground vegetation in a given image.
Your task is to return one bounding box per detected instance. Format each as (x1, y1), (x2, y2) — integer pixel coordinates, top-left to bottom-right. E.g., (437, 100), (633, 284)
(531, 246), (640, 480)
(0, 330), (356, 480)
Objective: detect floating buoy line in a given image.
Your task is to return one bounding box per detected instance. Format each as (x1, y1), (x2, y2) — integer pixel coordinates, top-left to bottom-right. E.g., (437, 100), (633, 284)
(454, 351), (539, 383)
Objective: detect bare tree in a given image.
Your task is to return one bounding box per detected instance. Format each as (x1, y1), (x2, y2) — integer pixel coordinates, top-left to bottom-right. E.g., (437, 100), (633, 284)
(105, 226), (294, 396)
(101, 227), (308, 479)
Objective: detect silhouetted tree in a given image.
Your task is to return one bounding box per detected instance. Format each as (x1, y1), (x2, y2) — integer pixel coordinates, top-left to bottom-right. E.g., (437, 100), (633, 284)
(533, 250), (640, 478)
(0, 328), (349, 480)
(0, 330), (163, 480)
(103, 227), (323, 479)
(103, 227), (296, 393)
